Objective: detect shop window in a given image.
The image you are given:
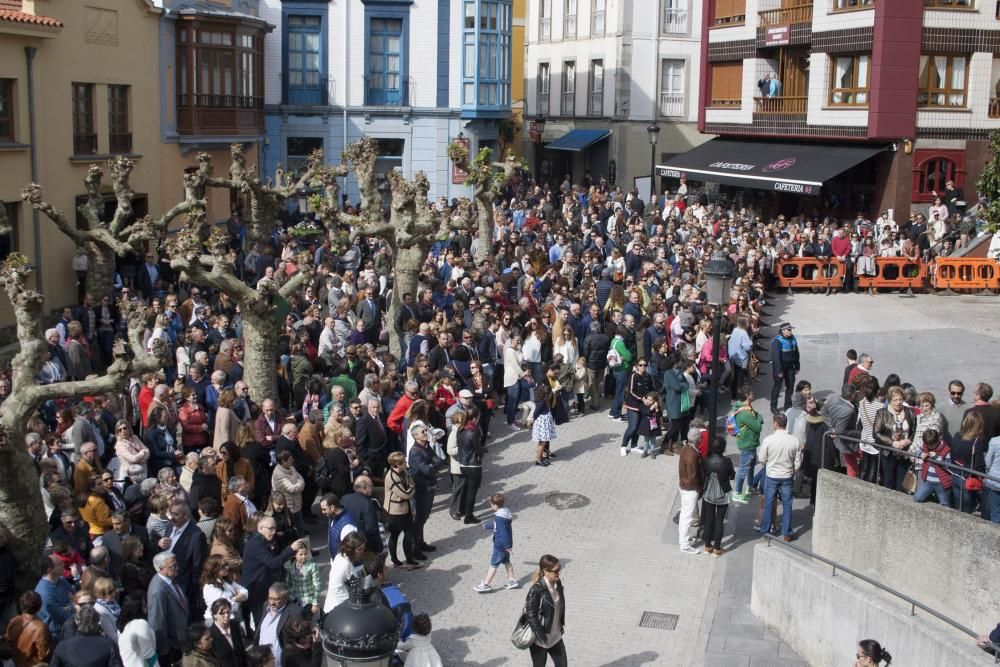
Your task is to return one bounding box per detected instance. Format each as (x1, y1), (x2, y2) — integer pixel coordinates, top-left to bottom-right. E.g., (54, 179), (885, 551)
(911, 150), (965, 203)
(0, 80), (13, 142)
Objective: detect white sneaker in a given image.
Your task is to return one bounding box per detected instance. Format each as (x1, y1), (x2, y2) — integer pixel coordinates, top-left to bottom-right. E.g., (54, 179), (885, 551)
(620, 447), (628, 457)
(680, 544), (701, 555)
(503, 580), (520, 590)
(473, 582), (493, 593)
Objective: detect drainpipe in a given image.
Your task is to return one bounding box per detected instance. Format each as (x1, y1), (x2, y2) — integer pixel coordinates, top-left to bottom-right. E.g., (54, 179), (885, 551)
(24, 46), (42, 292)
(342, 0), (349, 207)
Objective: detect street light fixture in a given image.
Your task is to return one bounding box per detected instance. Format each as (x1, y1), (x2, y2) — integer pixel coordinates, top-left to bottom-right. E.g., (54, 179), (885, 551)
(297, 186), (310, 216)
(703, 252), (736, 437)
(321, 577), (400, 666)
(646, 123), (660, 202)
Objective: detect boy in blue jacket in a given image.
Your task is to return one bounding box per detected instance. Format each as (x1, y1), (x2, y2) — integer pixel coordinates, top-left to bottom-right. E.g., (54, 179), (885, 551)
(473, 493), (519, 593)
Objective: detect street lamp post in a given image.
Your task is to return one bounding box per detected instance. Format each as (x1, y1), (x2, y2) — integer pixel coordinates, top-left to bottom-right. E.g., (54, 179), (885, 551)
(703, 253), (736, 437)
(646, 123), (660, 202)
(534, 115), (547, 184)
(321, 576), (400, 666)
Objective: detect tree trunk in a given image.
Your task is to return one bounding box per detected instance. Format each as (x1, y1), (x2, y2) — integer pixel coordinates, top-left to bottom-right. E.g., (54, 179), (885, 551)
(84, 243), (115, 302)
(0, 424), (50, 591)
(391, 245), (425, 358)
(475, 203), (493, 265)
(241, 309), (279, 405)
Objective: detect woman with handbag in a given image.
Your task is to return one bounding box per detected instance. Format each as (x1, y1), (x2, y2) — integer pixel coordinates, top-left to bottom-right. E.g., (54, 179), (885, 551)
(384, 451), (421, 569)
(523, 554), (567, 667)
(872, 386), (916, 491)
(950, 411), (986, 515)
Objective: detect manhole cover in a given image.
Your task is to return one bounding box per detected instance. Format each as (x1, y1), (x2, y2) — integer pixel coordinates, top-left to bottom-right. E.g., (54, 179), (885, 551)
(544, 492), (590, 510)
(639, 611), (679, 631)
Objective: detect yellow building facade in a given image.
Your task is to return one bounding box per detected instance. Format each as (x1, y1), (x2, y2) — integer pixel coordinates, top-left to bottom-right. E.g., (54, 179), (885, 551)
(509, 0), (525, 156)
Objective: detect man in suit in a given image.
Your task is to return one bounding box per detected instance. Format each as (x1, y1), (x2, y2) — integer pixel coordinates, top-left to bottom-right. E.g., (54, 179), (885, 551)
(148, 551), (188, 665)
(394, 292), (417, 350)
(340, 475), (384, 557)
(355, 286), (381, 346)
(74, 293), (98, 344)
(427, 331), (451, 373)
(253, 582), (303, 667)
(97, 511), (151, 577)
(159, 501), (206, 621)
(254, 399), (281, 448)
(137, 252), (160, 301)
(243, 519), (302, 629)
(355, 399), (388, 480)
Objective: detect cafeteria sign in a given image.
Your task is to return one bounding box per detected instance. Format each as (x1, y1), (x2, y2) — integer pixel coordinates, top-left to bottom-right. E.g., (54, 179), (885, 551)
(764, 24), (790, 46)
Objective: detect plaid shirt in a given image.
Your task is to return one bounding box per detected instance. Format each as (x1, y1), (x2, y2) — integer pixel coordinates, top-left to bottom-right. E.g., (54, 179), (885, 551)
(283, 559), (322, 607)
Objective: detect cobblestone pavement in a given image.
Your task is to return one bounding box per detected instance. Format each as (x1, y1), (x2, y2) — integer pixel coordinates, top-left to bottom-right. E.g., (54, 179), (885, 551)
(307, 292), (1000, 666)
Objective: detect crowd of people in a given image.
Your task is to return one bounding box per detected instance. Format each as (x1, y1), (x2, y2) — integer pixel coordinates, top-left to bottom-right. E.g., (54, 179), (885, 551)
(0, 163), (994, 667)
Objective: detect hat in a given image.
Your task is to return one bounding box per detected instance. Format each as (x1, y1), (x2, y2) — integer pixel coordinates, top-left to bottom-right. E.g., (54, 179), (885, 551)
(458, 389), (474, 399)
(778, 322), (794, 330)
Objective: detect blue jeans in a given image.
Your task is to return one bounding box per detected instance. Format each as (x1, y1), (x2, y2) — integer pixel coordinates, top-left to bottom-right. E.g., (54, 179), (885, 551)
(621, 409), (640, 449)
(610, 369), (628, 418)
(759, 476), (794, 537)
(505, 385), (520, 425)
(987, 488), (1000, 523)
(950, 472), (978, 513)
(914, 479), (952, 506)
(735, 449), (757, 495)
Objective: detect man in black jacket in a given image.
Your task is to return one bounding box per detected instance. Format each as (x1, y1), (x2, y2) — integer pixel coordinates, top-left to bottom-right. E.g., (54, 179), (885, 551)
(582, 322), (610, 411)
(340, 476), (384, 557)
(355, 399), (389, 481)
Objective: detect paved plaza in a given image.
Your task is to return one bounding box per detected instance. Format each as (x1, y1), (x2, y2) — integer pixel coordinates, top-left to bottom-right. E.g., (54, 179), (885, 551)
(307, 292), (1000, 666)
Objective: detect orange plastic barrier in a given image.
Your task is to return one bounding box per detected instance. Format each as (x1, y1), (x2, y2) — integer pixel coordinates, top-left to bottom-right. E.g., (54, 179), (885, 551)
(933, 257), (1000, 291)
(776, 258), (846, 290)
(856, 257), (927, 291)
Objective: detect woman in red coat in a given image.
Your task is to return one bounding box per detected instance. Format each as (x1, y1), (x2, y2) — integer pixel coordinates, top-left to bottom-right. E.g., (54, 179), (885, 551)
(178, 386), (209, 453)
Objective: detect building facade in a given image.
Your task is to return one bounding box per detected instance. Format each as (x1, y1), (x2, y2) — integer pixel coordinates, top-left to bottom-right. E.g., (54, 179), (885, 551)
(683, 0), (1000, 218)
(261, 0), (514, 205)
(523, 0), (709, 193)
(0, 0), (163, 321)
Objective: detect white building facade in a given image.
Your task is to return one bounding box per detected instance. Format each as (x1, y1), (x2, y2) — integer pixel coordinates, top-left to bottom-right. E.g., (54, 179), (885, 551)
(261, 0), (513, 204)
(523, 0), (708, 194)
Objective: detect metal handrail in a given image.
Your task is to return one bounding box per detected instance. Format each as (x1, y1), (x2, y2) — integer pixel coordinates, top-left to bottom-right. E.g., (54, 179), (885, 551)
(761, 535), (1000, 662)
(822, 431), (1000, 487)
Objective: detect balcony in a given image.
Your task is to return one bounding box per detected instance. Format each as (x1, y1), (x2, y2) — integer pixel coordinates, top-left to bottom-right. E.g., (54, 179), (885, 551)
(176, 95), (264, 136)
(990, 98), (1000, 118)
(537, 92), (550, 116)
(660, 92), (685, 117)
(753, 96), (807, 114)
(363, 77), (412, 107)
(662, 8), (688, 34)
(564, 14), (576, 38)
(588, 92), (603, 116)
(759, 4), (812, 27)
(73, 133), (97, 156)
(710, 98), (741, 109)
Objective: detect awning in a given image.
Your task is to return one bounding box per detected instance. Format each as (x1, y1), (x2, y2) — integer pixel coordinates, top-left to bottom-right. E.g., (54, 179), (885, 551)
(546, 129), (611, 152)
(656, 139), (885, 195)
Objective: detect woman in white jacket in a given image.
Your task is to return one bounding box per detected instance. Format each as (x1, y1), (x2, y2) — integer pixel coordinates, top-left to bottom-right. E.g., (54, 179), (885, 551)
(323, 532), (365, 613)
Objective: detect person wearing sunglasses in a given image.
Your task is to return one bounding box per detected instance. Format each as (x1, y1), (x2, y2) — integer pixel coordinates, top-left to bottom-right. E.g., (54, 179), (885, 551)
(620, 359), (653, 457)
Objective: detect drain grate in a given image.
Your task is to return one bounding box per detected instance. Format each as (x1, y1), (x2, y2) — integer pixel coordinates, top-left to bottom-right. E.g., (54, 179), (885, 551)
(638, 611), (679, 631)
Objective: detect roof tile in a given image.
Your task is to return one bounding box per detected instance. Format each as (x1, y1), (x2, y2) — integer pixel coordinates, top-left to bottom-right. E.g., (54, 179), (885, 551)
(0, 8), (63, 28)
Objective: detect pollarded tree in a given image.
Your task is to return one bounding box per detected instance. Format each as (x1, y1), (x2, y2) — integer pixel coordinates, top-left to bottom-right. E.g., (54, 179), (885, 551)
(338, 137), (469, 357)
(0, 209), (168, 588)
(21, 157), (195, 300)
(447, 144), (525, 264)
(164, 144), (338, 403)
(977, 128), (1000, 241)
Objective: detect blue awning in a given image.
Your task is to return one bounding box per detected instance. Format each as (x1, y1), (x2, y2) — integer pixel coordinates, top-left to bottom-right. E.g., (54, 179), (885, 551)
(545, 129), (611, 152)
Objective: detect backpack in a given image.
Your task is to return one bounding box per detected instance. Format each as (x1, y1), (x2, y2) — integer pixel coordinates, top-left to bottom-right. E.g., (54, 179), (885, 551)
(703, 472), (726, 505)
(726, 412), (742, 437)
(606, 345), (623, 369)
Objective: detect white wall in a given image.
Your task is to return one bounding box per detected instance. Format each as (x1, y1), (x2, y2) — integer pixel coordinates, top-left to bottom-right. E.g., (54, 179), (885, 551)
(812, 3), (875, 32)
(807, 52), (869, 127)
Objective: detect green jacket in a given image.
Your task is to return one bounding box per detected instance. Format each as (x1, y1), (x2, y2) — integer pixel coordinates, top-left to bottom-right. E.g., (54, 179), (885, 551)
(731, 400), (763, 451)
(611, 336), (633, 372)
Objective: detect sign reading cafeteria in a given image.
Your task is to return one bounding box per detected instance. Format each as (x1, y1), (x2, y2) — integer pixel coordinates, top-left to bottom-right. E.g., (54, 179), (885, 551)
(764, 24), (790, 46)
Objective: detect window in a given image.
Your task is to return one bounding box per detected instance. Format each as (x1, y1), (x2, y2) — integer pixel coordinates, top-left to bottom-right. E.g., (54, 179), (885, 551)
(287, 15), (323, 105)
(561, 60), (575, 116)
(918, 54), (968, 108)
(287, 137), (323, 178)
(462, 1), (511, 108)
(588, 59), (604, 116)
(833, 0), (875, 10)
(662, 0), (687, 34)
(923, 0), (973, 7)
(196, 29), (235, 108)
(368, 18), (404, 105)
(829, 55), (869, 106)
(564, 0), (577, 38)
(660, 59), (684, 116)
(0, 202), (15, 262)
(912, 150), (965, 202)
(592, 0), (606, 35)
(712, 0), (746, 26)
(540, 0), (551, 41)
(709, 61), (742, 107)
(0, 80), (13, 142)
(537, 63), (550, 115)
(373, 138), (405, 208)
(107, 85), (131, 154)
(72, 83), (96, 155)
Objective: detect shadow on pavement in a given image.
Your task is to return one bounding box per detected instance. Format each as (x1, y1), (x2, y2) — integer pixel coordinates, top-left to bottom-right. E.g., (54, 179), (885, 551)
(596, 651), (662, 666)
